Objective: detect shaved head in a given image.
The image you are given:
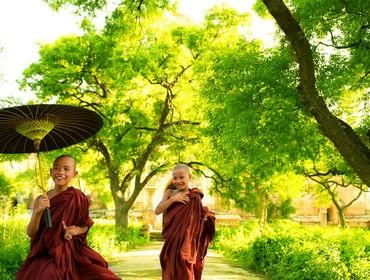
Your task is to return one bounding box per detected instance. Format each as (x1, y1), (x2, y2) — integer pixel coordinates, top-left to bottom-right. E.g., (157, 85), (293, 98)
(172, 164), (191, 177)
(53, 155), (77, 170)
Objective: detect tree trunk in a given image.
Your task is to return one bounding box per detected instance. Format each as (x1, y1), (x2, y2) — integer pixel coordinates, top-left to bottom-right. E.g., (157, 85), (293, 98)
(262, 0), (370, 187)
(337, 208), (347, 228)
(330, 192), (347, 228)
(258, 194), (268, 229)
(114, 199), (129, 231)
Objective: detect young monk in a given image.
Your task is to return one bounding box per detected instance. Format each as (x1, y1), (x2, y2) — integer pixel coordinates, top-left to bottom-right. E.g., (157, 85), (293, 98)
(155, 164), (216, 280)
(16, 155), (120, 280)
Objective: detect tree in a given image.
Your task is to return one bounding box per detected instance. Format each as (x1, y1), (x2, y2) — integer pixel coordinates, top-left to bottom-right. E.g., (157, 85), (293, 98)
(20, 7), (217, 230)
(306, 168), (367, 228)
(261, 0), (370, 186)
(303, 140), (368, 228)
(193, 9), (323, 225)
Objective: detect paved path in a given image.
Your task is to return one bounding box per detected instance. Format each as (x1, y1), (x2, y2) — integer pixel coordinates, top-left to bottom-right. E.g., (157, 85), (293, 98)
(109, 242), (265, 280)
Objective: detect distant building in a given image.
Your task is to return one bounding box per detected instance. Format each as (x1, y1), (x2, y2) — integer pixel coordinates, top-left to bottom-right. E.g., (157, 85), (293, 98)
(292, 185), (370, 227)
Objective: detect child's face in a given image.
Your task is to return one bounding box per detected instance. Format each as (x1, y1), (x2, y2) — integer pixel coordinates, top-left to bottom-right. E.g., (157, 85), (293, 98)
(50, 157), (77, 188)
(172, 168), (191, 191)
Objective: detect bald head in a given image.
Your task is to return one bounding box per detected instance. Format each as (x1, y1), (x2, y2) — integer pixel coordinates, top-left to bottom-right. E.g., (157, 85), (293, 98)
(53, 155), (77, 170)
(172, 164), (191, 177)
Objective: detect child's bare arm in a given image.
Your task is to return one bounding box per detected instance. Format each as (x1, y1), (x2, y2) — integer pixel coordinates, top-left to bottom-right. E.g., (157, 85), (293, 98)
(27, 195), (50, 237)
(154, 189), (190, 215)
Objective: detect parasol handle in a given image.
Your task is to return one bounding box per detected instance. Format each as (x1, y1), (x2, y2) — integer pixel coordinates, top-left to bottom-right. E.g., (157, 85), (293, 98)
(44, 208), (52, 228)
(35, 140), (53, 229)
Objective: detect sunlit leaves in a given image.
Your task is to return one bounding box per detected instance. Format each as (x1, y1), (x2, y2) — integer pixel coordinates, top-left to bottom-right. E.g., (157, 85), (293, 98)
(44, 0), (170, 16)
(44, 0), (108, 14)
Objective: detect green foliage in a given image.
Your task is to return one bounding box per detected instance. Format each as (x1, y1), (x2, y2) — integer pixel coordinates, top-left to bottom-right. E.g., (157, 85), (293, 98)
(267, 198), (295, 221)
(87, 219), (148, 259)
(289, 0), (370, 132)
(213, 220), (370, 280)
(253, 0), (270, 19)
(251, 236), (350, 279)
(0, 216), (29, 279)
(44, 0), (171, 16)
(192, 0), (370, 220)
(196, 32), (321, 213)
(44, 0), (108, 14)
(0, 173), (11, 197)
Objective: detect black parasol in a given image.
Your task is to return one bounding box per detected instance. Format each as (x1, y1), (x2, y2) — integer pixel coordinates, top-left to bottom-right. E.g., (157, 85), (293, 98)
(0, 104), (103, 227)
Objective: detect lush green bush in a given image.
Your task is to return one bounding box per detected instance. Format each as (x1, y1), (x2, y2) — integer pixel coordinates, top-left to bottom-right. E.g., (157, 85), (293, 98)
(213, 220), (370, 280)
(87, 218), (149, 259)
(0, 214), (29, 279)
(0, 215), (148, 278)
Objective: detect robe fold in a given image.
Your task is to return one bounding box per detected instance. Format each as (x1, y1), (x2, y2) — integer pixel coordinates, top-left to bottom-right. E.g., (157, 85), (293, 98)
(160, 188), (216, 280)
(16, 187), (120, 280)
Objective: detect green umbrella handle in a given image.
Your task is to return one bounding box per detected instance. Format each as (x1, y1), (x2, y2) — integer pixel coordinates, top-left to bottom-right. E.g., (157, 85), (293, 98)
(44, 208), (52, 228)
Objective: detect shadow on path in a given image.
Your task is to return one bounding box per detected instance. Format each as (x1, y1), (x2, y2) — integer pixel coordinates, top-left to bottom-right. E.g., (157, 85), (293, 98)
(109, 242), (265, 280)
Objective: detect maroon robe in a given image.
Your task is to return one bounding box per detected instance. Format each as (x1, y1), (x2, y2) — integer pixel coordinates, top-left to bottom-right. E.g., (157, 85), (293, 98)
(160, 188), (216, 280)
(16, 187), (120, 280)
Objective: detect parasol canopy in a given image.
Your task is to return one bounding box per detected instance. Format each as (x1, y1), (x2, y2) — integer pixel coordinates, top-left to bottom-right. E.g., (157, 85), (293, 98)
(0, 104), (103, 153)
(0, 104), (103, 228)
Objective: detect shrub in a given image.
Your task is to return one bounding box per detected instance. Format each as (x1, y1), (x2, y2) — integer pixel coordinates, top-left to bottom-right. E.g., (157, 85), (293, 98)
(0, 215), (29, 279)
(87, 218), (149, 259)
(213, 220), (370, 280)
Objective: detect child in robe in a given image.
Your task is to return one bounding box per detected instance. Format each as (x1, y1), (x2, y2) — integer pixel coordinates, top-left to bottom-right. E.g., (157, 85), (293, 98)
(16, 155), (120, 280)
(155, 164), (215, 280)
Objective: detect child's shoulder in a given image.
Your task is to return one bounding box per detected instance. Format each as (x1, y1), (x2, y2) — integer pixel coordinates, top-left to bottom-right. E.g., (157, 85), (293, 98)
(190, 187), (204, 197)
(68, 187), (87, 198)
(165, 188), (175, 196)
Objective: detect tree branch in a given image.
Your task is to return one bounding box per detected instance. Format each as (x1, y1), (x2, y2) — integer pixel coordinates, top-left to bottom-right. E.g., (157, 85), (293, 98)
(163, 120), (201, 129)
(94, 139), (120, 195)
(180, 161), (229, 194)
(141, 163), (170, 187)
(342, 189), (363, 210)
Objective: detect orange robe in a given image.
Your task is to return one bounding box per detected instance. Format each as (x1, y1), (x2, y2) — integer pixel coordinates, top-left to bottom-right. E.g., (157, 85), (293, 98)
(160, 188), (215, 280)
(16, 187), (120, 280)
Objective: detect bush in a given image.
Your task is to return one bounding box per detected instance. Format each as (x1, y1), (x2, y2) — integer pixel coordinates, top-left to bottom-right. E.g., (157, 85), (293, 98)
(87, 218), (149, 259)
(250, 236), (350, 279)
(0, 215), (29, 279)
(213, 220), (370, 280)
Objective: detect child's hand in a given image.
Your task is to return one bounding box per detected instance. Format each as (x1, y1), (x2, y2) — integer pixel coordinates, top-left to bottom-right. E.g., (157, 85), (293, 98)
(33, 195), (50, 214)
(172, 192), (190, 204)
(62, 221), (78, 240)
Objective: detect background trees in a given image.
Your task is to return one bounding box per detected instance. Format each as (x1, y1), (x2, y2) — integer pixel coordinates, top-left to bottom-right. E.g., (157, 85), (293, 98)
(0, 0), (368, 229)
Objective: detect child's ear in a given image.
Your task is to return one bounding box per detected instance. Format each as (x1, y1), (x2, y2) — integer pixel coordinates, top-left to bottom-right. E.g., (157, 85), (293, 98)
(74, 170), (79, 177)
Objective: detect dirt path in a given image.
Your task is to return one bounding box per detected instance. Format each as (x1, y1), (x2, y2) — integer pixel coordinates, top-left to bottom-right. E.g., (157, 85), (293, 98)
(109, 242), (265, 280)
